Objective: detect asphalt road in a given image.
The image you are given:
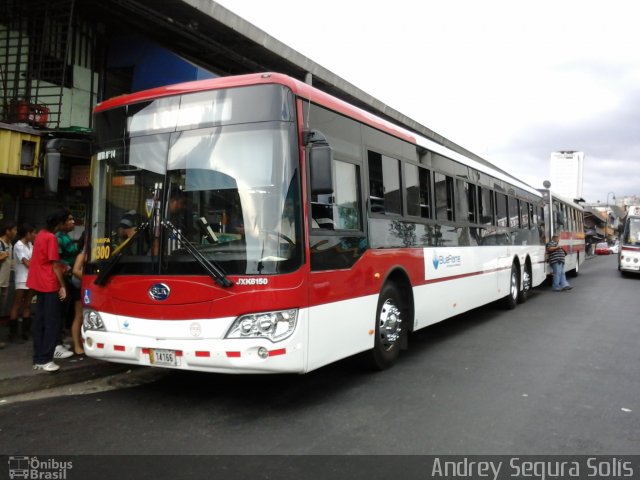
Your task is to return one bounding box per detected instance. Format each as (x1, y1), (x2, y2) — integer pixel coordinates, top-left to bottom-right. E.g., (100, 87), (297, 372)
(1, 254), (638, 456)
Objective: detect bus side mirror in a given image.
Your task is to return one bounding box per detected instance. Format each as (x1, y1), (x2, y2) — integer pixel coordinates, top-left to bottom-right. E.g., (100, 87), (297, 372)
(304, 130), (334, 195)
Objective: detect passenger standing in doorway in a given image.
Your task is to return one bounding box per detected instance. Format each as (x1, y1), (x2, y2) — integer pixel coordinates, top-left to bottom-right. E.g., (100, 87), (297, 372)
(546, 233), (572, 292)
(70, 232), (86, 355)
(55, 210), (78, 357)
(27, 212), (69, 372)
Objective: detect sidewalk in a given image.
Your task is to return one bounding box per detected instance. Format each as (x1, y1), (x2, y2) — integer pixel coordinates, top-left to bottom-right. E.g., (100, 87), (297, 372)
(0, 336), (133, 398)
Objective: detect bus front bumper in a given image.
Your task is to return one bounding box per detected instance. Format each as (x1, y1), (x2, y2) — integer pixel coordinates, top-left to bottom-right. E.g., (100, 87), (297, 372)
(82, 330), (306, 374)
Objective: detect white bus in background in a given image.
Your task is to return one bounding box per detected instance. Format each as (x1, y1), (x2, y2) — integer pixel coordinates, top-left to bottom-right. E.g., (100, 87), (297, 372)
(619, 205), (640, 275)
(538, 188), (585, 277)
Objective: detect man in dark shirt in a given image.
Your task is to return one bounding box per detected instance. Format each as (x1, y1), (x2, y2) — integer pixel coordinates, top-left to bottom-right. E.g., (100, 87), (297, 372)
(546, 234), (572, 292)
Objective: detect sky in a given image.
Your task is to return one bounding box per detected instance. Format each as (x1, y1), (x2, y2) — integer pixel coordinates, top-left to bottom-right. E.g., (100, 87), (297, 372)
(214, 0), (640, 205)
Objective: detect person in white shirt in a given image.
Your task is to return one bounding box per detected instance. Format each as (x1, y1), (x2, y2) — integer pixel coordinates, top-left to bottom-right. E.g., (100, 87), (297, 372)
(9, 223), (35, 342)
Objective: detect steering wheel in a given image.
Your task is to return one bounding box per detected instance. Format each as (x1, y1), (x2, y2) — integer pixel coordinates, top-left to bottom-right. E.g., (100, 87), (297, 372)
(263, 230), (295, 247)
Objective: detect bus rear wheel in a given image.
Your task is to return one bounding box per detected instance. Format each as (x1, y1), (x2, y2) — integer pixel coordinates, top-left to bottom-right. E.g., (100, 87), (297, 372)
(363, 284), (404, 370)
(518, 264), (532, 304)
(502, 264), (519, 310)
(569, 255), (580, 277)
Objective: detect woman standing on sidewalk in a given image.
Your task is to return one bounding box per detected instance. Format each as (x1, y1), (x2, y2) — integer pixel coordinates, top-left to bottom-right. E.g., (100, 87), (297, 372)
(9, 223), (35, 343)
(27, 212), (68, 372)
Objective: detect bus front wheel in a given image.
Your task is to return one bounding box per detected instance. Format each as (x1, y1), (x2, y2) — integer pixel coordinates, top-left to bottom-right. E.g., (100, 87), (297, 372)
(363, 284), (404, 370)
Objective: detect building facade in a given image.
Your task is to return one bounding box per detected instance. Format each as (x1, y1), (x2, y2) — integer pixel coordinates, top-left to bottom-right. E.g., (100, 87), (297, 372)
(549, 151), (584, 200)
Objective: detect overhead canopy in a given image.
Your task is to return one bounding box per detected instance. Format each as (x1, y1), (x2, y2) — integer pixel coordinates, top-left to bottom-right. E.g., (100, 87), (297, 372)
(76, 0), (522, 182)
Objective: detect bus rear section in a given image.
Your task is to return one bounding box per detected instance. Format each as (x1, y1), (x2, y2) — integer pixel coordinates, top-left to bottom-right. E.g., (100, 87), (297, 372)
(539, 189), (585, 277)
(619, 206), (640, 274)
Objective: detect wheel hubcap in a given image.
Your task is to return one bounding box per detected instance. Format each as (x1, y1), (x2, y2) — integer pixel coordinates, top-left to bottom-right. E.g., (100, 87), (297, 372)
(510, 271), (518, 299)
(379, 299), (402, 351)
(523, 270), (531, 292)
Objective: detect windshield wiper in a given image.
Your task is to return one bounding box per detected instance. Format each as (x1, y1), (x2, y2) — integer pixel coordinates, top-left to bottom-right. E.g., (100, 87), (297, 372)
(164, 220), (233, 288)
(94, 221), (149, 286)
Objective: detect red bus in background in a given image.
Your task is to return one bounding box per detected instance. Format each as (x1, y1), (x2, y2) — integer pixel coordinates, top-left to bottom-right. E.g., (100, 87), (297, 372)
(82, 73), (547, 374)
(619, 205), (640, 274)
(539, 189), (585, 276)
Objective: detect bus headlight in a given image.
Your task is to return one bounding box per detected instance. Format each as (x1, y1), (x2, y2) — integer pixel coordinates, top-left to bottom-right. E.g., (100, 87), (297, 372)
(226, 309), (298, 342)
(83, 310), (105, 331)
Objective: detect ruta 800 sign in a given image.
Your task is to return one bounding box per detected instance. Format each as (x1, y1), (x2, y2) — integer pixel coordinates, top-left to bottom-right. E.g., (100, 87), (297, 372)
(93, 238), (111, 260)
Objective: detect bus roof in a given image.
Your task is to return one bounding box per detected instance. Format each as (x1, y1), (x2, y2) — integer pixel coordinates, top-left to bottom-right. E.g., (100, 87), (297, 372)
(95, 72), (542, 199)
(625, 206), (640, 216)
(538, 189), (585, 211)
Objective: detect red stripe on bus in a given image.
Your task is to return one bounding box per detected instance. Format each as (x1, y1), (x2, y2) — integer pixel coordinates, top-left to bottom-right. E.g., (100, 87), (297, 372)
(268, 348), (286, 357)
(425, 266), (509, 284)
(195, 351), (210, 358)
(226, 351), (241, 358)
(114, 345), (125, 351)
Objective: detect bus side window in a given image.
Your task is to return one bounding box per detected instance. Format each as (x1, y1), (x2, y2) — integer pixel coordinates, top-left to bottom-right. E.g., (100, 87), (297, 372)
(368, 150), (401, 216)
(405, 163), (432, 219)
(495, 192), (508, 227)
(455, 179), (475, 224)
(434, 172), (454, 221)
(312, 160), (361, 231)
(478, 187), (494, 225)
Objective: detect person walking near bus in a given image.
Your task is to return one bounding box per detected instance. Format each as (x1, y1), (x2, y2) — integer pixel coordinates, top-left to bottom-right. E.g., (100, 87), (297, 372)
(9, 223), (36, 343)
(546, 233), (572, 292)
(27, 211), (69, 372)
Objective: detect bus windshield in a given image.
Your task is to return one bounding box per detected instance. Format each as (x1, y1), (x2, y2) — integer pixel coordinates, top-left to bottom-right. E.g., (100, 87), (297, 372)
(623, 217), (640, 246)
(89, 84), (302, 277)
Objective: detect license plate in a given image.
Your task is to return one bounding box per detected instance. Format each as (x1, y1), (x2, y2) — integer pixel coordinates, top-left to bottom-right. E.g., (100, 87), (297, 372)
(149, 348), (177, 366)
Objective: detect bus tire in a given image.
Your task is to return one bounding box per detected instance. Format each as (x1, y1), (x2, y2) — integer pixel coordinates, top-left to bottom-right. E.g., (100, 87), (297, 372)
(363, 284), (404, 370)
(569, 255), (580, 277)
(502, 263), (519, 310)
(518, 263), (531, 304)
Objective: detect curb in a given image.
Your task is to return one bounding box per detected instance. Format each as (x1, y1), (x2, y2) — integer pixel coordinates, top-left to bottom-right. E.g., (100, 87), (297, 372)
(0, 359), (135, 397)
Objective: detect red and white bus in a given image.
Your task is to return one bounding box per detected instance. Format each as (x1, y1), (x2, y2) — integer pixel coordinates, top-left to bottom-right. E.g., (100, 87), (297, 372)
(82, 73), (547, 373)
(619, 205), (640, 274)
(538, 189), (585, 276)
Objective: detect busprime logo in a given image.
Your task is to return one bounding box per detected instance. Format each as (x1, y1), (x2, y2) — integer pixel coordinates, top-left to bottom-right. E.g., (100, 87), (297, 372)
(8, 456), (72, 479)
(432, 251), (462, 270)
